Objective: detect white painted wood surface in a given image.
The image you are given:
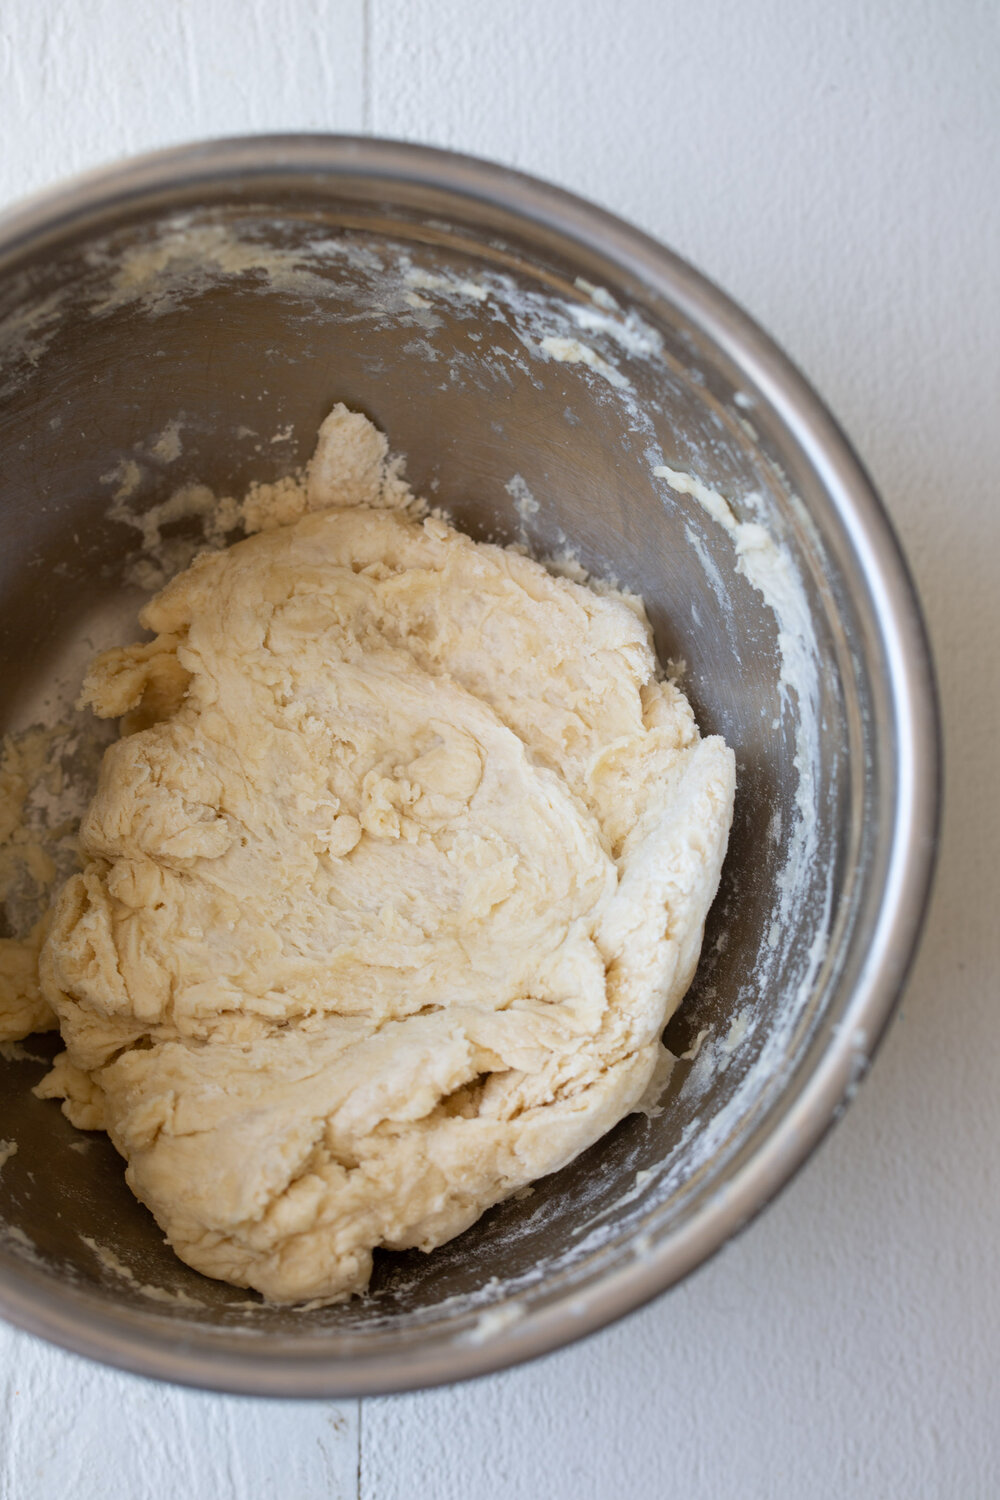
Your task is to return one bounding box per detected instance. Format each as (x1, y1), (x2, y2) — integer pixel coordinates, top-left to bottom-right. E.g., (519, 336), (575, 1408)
(1, 1), (997, 1494)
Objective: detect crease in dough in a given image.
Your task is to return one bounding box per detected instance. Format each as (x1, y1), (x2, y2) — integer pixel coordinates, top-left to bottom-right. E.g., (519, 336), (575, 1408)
(19, 405), (735, 1304)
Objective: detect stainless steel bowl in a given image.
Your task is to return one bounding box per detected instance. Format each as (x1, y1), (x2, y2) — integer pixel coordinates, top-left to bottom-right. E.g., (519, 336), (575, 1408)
(0, 135), (939, 1396)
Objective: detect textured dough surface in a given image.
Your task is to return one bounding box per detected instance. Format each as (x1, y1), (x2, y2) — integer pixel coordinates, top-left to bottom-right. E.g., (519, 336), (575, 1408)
(32, 408), (735, 1303)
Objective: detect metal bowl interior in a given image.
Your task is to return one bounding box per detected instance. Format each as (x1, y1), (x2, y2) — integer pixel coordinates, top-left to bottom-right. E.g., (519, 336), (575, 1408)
(0, 137), (938, 1396)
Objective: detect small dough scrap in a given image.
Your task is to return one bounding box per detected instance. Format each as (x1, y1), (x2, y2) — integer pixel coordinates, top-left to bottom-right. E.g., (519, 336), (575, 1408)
(0, 726), (63, 1040)
(33, 407), (734, 1304)
(0, 920), (57, 1040)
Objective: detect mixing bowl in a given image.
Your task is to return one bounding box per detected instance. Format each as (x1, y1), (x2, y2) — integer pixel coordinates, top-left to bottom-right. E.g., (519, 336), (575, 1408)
(0, 136), (938, 1396)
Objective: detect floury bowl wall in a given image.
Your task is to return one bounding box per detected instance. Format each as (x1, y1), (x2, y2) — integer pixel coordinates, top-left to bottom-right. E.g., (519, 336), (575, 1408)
(0, 137), (937, 1395)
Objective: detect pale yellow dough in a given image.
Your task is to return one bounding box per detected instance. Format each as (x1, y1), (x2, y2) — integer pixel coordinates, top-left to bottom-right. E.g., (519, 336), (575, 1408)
(28, 407), (734, 1303)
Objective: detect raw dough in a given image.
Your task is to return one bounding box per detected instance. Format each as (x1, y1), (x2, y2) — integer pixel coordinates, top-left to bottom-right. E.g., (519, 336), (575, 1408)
(31, 407), (735, 1303)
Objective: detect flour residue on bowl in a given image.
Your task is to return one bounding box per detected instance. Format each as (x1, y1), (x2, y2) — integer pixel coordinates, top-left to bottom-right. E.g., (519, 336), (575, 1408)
(0, 720), (117, 920)
(655, 463), (824, 903)
(80, 1235), (204, 1309)
(539, 336), (630, 390)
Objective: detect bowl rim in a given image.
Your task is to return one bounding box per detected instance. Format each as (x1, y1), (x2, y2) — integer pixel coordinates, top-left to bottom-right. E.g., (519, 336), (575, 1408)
(0, 132), (942, 1397)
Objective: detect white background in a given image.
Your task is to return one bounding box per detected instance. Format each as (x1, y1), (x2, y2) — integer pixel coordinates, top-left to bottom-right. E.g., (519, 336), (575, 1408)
(0, 2), (997, 1496)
